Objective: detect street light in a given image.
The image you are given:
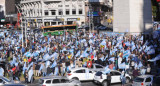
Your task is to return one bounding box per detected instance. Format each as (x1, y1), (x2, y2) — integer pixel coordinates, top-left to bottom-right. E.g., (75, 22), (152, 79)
(15, 4), (24, 55)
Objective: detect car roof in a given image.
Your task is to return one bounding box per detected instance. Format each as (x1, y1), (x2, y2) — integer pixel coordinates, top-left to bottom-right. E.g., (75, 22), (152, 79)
(137, 75), (153, 78)
(40, 76), (68, 80)
(70, 67), (91, 72)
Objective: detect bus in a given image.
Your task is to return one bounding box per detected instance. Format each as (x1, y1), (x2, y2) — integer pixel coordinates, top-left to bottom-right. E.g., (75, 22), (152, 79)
(42, 24), (77, 36)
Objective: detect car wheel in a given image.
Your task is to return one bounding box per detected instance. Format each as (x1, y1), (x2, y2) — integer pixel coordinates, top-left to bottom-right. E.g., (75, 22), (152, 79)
(102, 81), (107, 86)
(126, 77), (130, 84)
(72, 77), (79, 81)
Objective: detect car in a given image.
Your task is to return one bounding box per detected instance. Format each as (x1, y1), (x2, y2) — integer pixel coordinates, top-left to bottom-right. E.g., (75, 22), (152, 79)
(93, 70), (131, 86)
(67, 67), (96, 81)
(153, 76), (160, 86)
(0, 76), (13, 85)
(38, 76), (81, 86)
(4, 83), (26, 86)
(88, 64), (105, 72)
(132, 75), (153, 86)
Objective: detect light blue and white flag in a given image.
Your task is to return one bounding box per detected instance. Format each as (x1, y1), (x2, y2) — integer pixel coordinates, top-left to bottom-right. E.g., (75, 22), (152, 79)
(54, 67), (59, 76)
(103, 66), (111, 74)
(27, 62), (33, 70)
(75, 50), (80, 57)
(51, 61), (57, 68)
(43, 53), (50, 61)
(39, 64), (43, 73)
(0, 67), (4, 76)
(28, 69), (33, 82)
(118, 62), (126, 69)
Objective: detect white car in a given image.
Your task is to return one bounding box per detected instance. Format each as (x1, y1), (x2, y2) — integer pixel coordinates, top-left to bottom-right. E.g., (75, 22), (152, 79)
(67, 67), (96, 81)
(38, 76), (81, 86)
(132, 75), (153, 86)
(88, 64), (105, 72)
(93, 70), (131, 86)
(0, 76), (13, 85)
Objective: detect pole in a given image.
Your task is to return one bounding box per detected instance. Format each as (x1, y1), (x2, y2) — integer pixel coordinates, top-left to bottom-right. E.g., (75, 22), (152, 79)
(25, 19), (27, 47)
(15, 4), (24, 55)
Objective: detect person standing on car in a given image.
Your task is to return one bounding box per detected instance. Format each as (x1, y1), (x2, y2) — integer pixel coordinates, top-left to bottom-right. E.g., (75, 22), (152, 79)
(107, 73), (111, 86)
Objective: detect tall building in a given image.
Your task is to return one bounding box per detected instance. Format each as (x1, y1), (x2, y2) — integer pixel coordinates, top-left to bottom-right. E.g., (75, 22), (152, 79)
(85, 0), (113, 26)
(113, 0), (153, 33)
(20, 0), (86, 28)
(0, 0), (5, 26)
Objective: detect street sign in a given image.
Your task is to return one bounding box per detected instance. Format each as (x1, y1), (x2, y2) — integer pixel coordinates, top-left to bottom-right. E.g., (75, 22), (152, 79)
(1, 19), (5, 22)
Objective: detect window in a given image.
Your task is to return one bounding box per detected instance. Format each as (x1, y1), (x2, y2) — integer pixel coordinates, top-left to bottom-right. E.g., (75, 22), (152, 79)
(134, 77), (144, 82)
(65, 5), (69, 7)
(75, 69), (85, 73)
(145, 78), (151, 82)
(72, 9), (76, 15)
(45, 80), (51, 84)
(96, 65), (103, 68)
(58, 5), (63, 7)
(51, 11), (55, 15)
(45, 11), (49, 16)
(60, 79), (69, 83)
(0, 79), (3, 83)
(59, 10), (63, 15)
(66, 9), (70, 15)
(52, 79), (60, 83)
(79, 9), (82, 14)
(51, 22), (56, 25)
(114, 72), (121, 75)
(89, 71), (92, 73)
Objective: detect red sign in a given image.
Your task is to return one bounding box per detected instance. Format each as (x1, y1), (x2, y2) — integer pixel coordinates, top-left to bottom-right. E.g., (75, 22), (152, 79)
(157, 0), (160, 2)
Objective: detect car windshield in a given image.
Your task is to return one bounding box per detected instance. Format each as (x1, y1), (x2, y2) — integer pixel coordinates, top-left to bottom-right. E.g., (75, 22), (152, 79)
(134, 77), (144, 82)
(95, 71), (102, 76)
(67, 71), (71, 73)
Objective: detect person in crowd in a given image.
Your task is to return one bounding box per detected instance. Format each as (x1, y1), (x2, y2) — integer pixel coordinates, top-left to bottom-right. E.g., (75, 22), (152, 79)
(120, 71), (126, 86)
(133, 68), (139, 79)
(24, 70), (28, 84)
(107, 73), (111, 86)
(146, 64), (151, 74)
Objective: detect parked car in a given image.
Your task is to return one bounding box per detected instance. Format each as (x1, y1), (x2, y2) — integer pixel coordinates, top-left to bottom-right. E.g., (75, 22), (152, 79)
(38, 76), (81, 86)
(0, 76), (13, 86)
(4, 83), (26, 86)
(93, 70), (131, 86)
(88, 64), (105, 72)
(67, 67), (96, 81)
(132, 75), (153, 86)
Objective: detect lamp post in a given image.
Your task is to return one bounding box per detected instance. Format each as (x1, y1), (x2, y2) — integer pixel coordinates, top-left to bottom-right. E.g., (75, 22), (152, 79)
(15, 4), (24, 55)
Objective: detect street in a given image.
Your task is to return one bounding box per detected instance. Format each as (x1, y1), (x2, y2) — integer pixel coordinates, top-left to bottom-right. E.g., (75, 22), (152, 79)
(24, 80), (132, 86)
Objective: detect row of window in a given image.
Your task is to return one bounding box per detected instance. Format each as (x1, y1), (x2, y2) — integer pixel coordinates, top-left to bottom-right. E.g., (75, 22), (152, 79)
(45, 9), (83, 16)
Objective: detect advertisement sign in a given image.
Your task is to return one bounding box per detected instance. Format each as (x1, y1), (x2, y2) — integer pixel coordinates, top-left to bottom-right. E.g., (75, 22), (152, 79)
(67, 18), (78, 21)
(87, 11), (100, 17)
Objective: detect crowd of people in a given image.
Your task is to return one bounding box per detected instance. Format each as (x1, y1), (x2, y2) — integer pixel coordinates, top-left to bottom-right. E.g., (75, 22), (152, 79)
(0, 29), (160, 84)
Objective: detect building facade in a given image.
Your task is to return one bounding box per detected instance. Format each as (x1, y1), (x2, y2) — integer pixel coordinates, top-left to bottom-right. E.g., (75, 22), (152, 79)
(0, 0), (6, 26)
(20, 0), (86, 28)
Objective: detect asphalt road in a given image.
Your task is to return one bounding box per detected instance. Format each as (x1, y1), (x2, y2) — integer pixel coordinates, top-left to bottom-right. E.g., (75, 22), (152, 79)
(24, 81), (132, 86)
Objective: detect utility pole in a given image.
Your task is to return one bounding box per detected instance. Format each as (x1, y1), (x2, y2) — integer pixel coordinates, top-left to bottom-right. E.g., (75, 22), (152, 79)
(15, 4), (24, 55)
(89, 3), (94, 33)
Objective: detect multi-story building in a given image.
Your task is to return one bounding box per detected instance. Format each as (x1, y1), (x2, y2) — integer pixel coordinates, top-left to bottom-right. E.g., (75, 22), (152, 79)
(20, 0), (86, 28)
(0, 0), (6, 26)
(85, 0), (113, 26)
